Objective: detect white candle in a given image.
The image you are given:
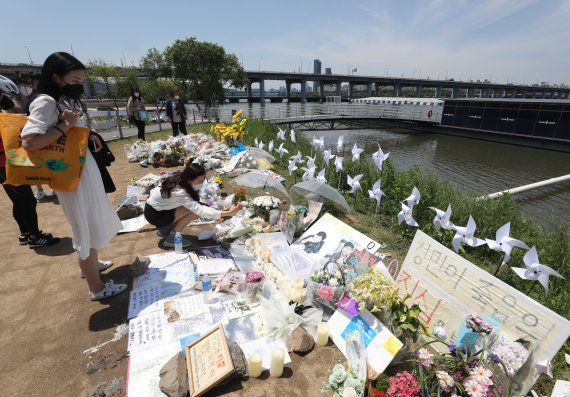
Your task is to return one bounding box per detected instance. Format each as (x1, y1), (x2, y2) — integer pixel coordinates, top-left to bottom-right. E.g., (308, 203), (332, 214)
(316, 322), (329, 347)
(269, 348), (285, 377)
(293, 279), (304, 290)
(290, 288), (303, 303)
(248, 353), (263, 378)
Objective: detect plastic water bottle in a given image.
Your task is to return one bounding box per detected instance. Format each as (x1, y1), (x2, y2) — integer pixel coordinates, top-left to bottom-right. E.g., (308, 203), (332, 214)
(174, 232), (183, 254)
(202, 275), (212, 302)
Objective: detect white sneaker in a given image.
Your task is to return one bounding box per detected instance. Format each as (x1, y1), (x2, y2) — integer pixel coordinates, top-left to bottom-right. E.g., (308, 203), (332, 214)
(80, 260), (113, 278)
(89, 280), (128, 301)
(35, 191), (45, 200)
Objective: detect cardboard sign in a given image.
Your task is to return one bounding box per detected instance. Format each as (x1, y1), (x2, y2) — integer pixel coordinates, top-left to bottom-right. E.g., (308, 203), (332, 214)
(328, 308), (402, 374)
(396, 230), (570, 395)
(186, 324), (234, 397)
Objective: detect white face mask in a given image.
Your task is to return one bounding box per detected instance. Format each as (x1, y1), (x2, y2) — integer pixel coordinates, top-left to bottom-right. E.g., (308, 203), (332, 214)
(134, 92), (140, 97)
(19, 86), (33, 96)
(175, 95), (180, 100)
(191, 182), (204, 190)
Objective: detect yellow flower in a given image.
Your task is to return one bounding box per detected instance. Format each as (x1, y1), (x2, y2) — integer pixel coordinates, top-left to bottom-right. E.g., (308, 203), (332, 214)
(240, 119), (247, 127)
(130, 177), (137, 182)
(214, 177), (222, 184)
(232, 109), (244, 119)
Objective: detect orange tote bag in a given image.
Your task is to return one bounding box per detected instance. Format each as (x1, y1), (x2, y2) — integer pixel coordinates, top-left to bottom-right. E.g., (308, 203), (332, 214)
(0, 113), (89, 192)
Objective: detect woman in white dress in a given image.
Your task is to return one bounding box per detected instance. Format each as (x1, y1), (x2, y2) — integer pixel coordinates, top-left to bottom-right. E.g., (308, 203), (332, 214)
(20, 52), (127, 301)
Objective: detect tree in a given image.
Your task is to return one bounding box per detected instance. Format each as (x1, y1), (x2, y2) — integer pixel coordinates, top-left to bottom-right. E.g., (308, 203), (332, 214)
(140, 48), (169, 80)
(161, 37), (248, 109)
(139, 79), (176, 130)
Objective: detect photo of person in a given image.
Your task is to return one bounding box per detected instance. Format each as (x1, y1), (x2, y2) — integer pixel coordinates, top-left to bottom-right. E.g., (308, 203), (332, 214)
(298, 231), (327, 254)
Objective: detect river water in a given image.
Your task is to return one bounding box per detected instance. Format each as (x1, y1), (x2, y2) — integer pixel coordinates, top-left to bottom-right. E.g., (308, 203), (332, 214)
(207, 102), (570, 229)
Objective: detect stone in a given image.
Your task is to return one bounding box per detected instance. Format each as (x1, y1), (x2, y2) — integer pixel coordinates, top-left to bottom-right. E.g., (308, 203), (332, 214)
(288, 327), (315, 354)
(87, 379), (124, 397)
(159, 352), (189, 397)
(129, 256), (150, 277)
(228, 342), (247, 378)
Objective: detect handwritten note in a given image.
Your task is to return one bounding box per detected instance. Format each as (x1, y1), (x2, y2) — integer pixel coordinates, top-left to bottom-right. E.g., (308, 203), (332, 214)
(186, 325), (234, 397)
(223, 299), (261, 320)
(396, 230), (570, 395)
(128, 311), (165, 353)
(128, 285), (163, 319)
(163, 295), (208, 323)
(196, 258), (236, 275)
(118, 214), (147, 234)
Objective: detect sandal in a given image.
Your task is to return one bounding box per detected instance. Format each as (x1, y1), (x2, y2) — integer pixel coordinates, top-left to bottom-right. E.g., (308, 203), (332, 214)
(89, 280), (128, 301)
(80, 260), (113, 278)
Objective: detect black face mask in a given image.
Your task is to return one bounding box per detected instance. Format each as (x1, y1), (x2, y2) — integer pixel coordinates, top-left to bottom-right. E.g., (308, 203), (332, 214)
(0, 94), (14, 110)
(61, 83), (84, 99)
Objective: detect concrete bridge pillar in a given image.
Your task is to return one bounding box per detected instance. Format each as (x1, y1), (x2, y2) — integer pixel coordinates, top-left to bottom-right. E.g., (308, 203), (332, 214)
(366, 82), (373, 97)
(435, 86), (442, 98)
(511, 89), (517, 98)
(335, 81), (342, 97)
(319, 83), (325, 101)
(247, 83), (253, 101)
(467, 88), (475, 98)
(348, 83), (354, 98)
(286, 81), (291, 100)
(451, 86), (460, 98)
(393, 82), (401, 97)
(300, 81), (306, 103)
(415, 85), (422, 97)
(523, 90), (528, 98)
(259, 80), (265, 104)
(501, 89), (506, 98)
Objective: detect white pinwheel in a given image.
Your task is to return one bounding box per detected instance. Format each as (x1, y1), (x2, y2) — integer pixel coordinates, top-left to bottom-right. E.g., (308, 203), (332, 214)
(323, 149), (335, 166)
(397, 203), (419, 227)
(351, 143), (364, 161)
(305, 155), (316, 170)
(486, 222), (529, 265)
(290, 129), (296, 143)
(372, 143), (390, 171)
(404, 186), (421, 207)
(316, 168), (327, 183)
(334, 156), (344, 172)
(301, 166), (316, 181)
(511, 246), (564, 296)
(337, 135), (344, 153)
(451, 215), (486, 252)
(254, 137), (259, 147)
(287, 160), (298, 175)
(268, 140), (274, 153)
(277, 128), (286, 141)
(257, 140), (265, 150)
(275, 142), (289, 159)
(429, 204), (455, 231)
(312, 135), (325, 152)
(368, 179), (386, 210)
(291, 150), (303, 164)
(347, 174), (363, 194)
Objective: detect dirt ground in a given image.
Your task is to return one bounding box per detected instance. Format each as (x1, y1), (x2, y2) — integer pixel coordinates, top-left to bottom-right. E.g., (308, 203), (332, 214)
(0, 145), (345, 396)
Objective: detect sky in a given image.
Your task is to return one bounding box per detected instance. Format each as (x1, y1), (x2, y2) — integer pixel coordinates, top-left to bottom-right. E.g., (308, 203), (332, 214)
(3, 0), (569, 89)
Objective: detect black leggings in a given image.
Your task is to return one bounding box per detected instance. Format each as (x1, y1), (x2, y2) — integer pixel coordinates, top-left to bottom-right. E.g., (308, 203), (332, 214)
(0, 167), (40, 235)
(171, 122), (187, 136)
(134, 120), (146, 140)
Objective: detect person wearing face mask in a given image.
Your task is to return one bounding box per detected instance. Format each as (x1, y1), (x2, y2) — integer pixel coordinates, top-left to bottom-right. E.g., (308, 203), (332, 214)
(165, 90), (187, 137)
(144, 160), (242, 247)
(0, 74), (60, 248)
(20, 52), (127, 301)
(126, 87), (146, 141)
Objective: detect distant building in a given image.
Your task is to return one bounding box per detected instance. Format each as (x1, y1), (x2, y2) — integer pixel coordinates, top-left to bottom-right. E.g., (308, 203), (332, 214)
(325, 68), (332, 75)
(313, 59), (322, 92)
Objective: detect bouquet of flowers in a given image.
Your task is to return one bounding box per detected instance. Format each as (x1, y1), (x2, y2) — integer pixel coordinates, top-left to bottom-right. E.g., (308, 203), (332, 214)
(491, 335), (530, 377)
(251, 195), (281, 221)
(349, 269), (397, 314)
(211, 109), (248, 148)
(245, 271), (265, 303)
(233, 187), (248, 203)
(322, 363), (366, 397)
(125, 139), (151, 163)
(308, 262), (348, 317)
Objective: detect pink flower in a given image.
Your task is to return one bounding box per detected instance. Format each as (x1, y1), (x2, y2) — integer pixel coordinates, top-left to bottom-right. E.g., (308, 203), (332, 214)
(246, 271), (265, 283)
(416, 348), (434, 369)
(463, 378), (486, 397)
(387, 371), (419, 397)
(469, 365), (494, 387)
(317, 285), (335, 301)
(436, 371), (454, 391)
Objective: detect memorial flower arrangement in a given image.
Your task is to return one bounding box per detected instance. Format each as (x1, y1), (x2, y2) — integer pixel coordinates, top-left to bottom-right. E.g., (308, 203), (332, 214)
(245, 271), (265, 303)
(349, 269), (397, 314)
(233, 187), (248, 203)
(491, 335), (531, 377)
(308, 263), (348, 314)
(251, 195), (281, 220)
(322, 363), (365, 397)
(212, 109), (248, 148)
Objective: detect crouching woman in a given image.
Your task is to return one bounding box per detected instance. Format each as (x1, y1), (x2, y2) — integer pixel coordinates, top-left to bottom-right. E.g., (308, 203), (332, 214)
(144, 161), (241, 247)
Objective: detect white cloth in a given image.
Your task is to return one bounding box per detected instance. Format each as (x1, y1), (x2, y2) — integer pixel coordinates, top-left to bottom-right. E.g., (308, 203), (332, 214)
(21, 95), (121, 260)
(147, 185), (221, 219)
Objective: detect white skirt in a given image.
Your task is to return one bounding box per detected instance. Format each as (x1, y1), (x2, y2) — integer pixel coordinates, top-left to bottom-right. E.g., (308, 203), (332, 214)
(55, 151), (122, 260)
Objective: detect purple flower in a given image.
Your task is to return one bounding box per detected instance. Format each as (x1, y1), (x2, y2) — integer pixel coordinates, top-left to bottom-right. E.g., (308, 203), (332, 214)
(492, 353), (500, 363)
(449, 344), (456, 354)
